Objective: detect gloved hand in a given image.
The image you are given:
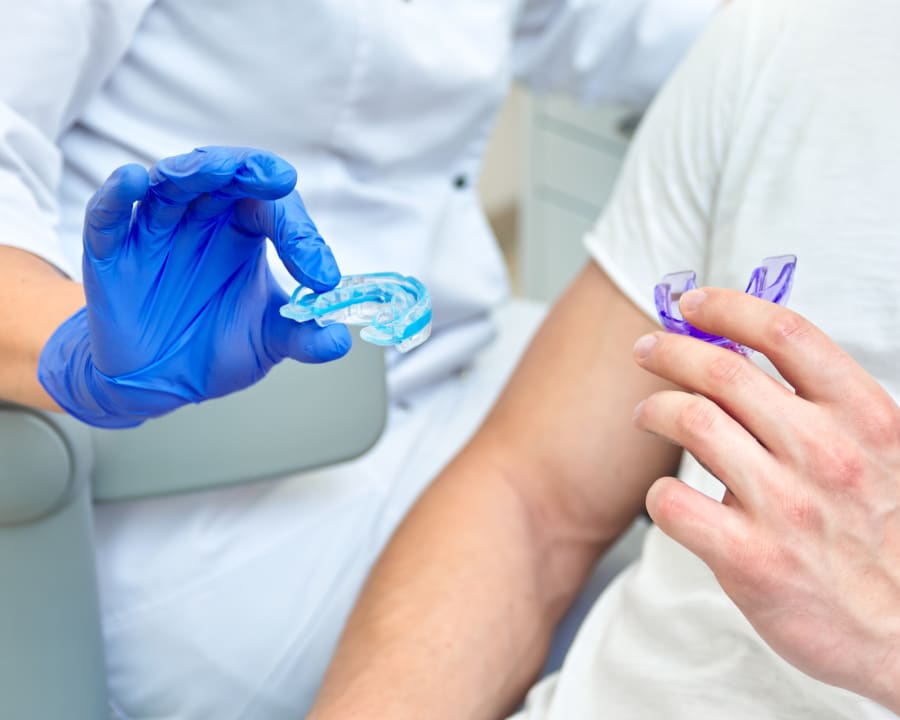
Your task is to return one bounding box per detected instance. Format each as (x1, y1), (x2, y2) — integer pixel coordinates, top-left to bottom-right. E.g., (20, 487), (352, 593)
(38, 146), (351, 428)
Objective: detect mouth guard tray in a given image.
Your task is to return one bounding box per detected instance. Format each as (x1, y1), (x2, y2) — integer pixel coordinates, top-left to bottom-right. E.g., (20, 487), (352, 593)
(653, 255), (797, 357)
(280, 272), (432, 353)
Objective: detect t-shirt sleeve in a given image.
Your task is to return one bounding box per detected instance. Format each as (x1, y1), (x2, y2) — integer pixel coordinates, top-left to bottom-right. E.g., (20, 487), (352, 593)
(0, 1), (149, 276)
(584, 1), (759, 321)
(513, 0), (720, 107)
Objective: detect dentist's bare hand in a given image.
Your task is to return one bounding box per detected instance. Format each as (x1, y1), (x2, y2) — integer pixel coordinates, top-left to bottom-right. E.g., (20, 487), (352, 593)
(632, 288), (900, 711)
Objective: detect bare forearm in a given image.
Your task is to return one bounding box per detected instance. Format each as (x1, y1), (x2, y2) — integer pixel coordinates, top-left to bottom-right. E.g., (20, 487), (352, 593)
(0, 246), (84, 410)
(311, 263), (682, 718)
(311, 445), (572, 719)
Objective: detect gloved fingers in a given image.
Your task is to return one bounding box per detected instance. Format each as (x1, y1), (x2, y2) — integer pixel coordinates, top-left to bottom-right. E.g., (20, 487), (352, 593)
(266, 316), (352, 364)
(232, 191), (341, 292)
(184, 150), (299, 223)
(262, 285), (351, 363)
(139, 147), (298, 235)
(292, 322), (352, 364)
(83, 164), (149, 260)
(139, 148), (235, 235)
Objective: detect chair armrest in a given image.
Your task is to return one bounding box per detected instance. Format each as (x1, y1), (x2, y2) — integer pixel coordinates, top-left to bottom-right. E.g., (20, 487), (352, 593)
(0, 405), (108, 720)
(92, 327), (388, 502)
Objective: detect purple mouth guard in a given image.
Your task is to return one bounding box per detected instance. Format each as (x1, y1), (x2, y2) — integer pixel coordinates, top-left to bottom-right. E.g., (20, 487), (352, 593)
(653, 255), (797, 357)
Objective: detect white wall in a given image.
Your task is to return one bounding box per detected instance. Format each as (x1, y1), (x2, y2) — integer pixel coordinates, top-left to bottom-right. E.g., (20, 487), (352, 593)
(480, 90), (634, 303)
(519, 96), (635, 302)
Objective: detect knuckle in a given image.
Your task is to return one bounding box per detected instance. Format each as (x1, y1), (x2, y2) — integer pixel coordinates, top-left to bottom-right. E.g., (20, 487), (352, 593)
(813, 439), (866, 491)
(860, 398), (900, 448)
(677, 397), (718, 438)
(764, 311), (814, 351)
(780, 493), (824, 533)
(722, 534), (786, 589)
(706, 353), (748, 388)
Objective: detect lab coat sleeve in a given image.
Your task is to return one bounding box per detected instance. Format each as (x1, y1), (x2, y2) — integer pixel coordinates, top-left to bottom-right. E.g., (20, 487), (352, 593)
(513, 0), (721, 107)
(0, 1), (149, 277)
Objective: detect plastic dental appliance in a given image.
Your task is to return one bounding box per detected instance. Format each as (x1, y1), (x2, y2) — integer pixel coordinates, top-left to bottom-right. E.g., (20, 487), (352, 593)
(653, 254), (797, 357)
(280, 272), (432, 353)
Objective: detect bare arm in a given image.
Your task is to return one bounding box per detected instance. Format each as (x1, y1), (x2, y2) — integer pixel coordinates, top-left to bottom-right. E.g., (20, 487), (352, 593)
(311, 5), (753, 715)
(310, 261), (682, 719)
(0, 246), (84, 410)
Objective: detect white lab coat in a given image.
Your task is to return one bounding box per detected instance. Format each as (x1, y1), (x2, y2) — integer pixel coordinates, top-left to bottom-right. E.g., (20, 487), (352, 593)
(0, 1), (717, 717)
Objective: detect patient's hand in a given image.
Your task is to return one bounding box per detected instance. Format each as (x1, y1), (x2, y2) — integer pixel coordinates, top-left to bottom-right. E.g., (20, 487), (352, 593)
(632, 288), (900, 712)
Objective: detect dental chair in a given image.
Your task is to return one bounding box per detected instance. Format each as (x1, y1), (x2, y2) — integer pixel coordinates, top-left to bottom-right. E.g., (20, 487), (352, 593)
(0, 330), (387, 720)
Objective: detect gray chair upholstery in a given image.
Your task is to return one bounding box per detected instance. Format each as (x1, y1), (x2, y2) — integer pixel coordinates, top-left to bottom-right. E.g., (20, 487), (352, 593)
(0, 330), (387, 719)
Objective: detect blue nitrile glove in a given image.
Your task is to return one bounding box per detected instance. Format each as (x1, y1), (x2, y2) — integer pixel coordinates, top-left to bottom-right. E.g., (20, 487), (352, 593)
(38, 147), (351, 428)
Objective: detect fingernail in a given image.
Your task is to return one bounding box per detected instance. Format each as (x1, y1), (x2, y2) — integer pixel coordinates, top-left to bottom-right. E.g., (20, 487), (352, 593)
(632, 400), (645, 422)
(680, 289), (707, 313)
(633, 333), (658, 359)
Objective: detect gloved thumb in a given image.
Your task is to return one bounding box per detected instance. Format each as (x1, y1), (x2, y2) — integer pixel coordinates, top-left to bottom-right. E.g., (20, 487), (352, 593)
(263, 294), (352, 364)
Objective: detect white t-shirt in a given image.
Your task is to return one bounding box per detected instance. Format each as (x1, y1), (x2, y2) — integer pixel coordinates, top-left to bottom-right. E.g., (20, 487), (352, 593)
(518, 0), (900, 717)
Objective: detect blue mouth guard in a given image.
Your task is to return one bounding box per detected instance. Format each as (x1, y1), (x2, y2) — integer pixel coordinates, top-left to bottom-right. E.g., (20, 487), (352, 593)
(280, 272), (432, 353)
(654, 254), (797, 357)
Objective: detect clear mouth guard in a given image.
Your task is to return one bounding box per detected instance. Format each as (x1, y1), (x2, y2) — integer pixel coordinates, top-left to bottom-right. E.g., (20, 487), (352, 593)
(280, 272), (432, 353)
(654, 255), (797, 357)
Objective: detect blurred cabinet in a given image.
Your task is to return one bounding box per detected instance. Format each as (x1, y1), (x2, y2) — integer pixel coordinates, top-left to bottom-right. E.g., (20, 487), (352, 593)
(519, 96), (634, 302)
